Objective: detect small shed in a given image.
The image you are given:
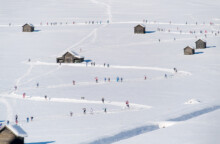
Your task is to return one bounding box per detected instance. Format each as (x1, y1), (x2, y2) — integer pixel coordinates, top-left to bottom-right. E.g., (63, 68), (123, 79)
(195, 39), (206, 49)
(134, 24), (145, 34)
(184, 46), (195, 55)
(22, 24), (34, 32)
(0, 125), (28, 144)
(57, 51), (84, 63)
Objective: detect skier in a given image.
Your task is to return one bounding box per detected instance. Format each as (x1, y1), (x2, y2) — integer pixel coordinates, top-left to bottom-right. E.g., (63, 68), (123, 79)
(108, 78), (110, 82)
(165, 74), (167, 78)
(104, 63), (106, 67)
(15, 115), (18, 124)
(70, 111), (73, 117)
(23, 93), (26, 98)
(83, 108), (86, 114)
(7, 120), (9, 125)
(44, 95), (47, 99)
(102, 97), (105, 103)
(36, 82), (39, 87)
(31, 116), (34, 121)
(14, 85), (17, 90)
(120, 77), (123, 82)
(28, 58), (31, 62)
(158, 39), (161, 42)
(116, 77), (119, 82)
(104, 108), (107, 113)
(95, 77), (98, 83)
(144, 76), (147, 80)
(26, 117), (29, 123)
(104, 77), (107, 82)
(174, 68), (177, 73)
(126, 101), (129, 108)
(107, 64), (110, 67)
(73, 80), (75, 85)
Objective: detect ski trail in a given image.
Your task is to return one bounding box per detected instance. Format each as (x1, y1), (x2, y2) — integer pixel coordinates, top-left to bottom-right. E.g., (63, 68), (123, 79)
(15, 64), (34, 87)
(3, 92), (151, 109)
(0, 98), (13, 121)
(60, 27), (98, 55)
(31, 61), (192, 76)
(90, 0), (112, 22)
(18, 64), (61, 86)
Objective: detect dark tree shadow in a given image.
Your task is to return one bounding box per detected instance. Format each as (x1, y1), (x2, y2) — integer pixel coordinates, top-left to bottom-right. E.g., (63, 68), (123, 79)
(25, 141), (55, 144)
(145, 31), (156, 33)
(195, 52), (204, 54)
(206, 46), (216, 48)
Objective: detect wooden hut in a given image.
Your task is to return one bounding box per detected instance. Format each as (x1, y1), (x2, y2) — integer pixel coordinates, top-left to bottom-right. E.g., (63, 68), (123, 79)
(0, 125), (28, 144)
(184, 46), (195, 55)
(22, 24), (34, 32)
(134, 24), (145, 34)
(57, 51), (84, 63)
(195, 39), (206, 49)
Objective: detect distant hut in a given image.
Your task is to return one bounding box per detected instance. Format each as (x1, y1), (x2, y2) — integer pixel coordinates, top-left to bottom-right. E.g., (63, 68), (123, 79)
(184, 46), (195, 55)
(22, 24), (34, 32)
(0, 125), (28, 144)
(195, 39), (206, 49)
(134, 24), (145, 34)
(57, 51), (84, 63)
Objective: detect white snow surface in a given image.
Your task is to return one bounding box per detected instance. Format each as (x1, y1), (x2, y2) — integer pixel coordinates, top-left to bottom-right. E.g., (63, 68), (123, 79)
(0, 0), (220, 144)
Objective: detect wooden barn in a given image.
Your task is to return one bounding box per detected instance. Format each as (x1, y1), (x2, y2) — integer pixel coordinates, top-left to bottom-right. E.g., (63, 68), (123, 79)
(184, 46), (195, 55)
(57, 51), (84, 63)
(195, 39), (206, 49)
(0, 125), (27, 144)
(22, 24), (34, 32)
(134, 24), (145, 34)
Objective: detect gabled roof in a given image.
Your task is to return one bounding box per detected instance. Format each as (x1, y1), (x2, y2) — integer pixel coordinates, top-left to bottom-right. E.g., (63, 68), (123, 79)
(0, 125), (28, 137)
(195, 39), (206, 43)
(135, 24), (145, 28)
(22, 23), (34, 27)
(184, 46), (193, 49)
(63, 51), (84, 59)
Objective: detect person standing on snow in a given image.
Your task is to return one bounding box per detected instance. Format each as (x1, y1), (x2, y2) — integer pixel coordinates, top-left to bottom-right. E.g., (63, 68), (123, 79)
(70, 111), (73, 117)
(102, 97), (105, 103)
(15, 115), (18, 124)
(144, 76), (147, 80)
(73, 80), (75, 85)
(126, 101), (129, 108)
(95, 77), (98, 83)
(83, 108), (86, 114)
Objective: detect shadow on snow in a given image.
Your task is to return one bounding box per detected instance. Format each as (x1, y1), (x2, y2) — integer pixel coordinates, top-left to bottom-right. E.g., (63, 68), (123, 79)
(168, 105), (220, 121)
(195, 52), (204, 54)
(88, 125), (159, 144)
(145, 31), (156, 33)
(206, 46), (216, 48)
(87, 105), (220, 144)
(26, 141), (55, 144)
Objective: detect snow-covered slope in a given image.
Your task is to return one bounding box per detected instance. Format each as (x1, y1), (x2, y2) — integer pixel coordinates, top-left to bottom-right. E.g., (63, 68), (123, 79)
(0, 0), (220, 144)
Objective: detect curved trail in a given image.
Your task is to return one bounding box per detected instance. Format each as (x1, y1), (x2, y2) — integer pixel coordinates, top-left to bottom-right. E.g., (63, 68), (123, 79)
(0, 98), (13, 121)
(1, 92), (151, 110)
(30, 61), (192, 76)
